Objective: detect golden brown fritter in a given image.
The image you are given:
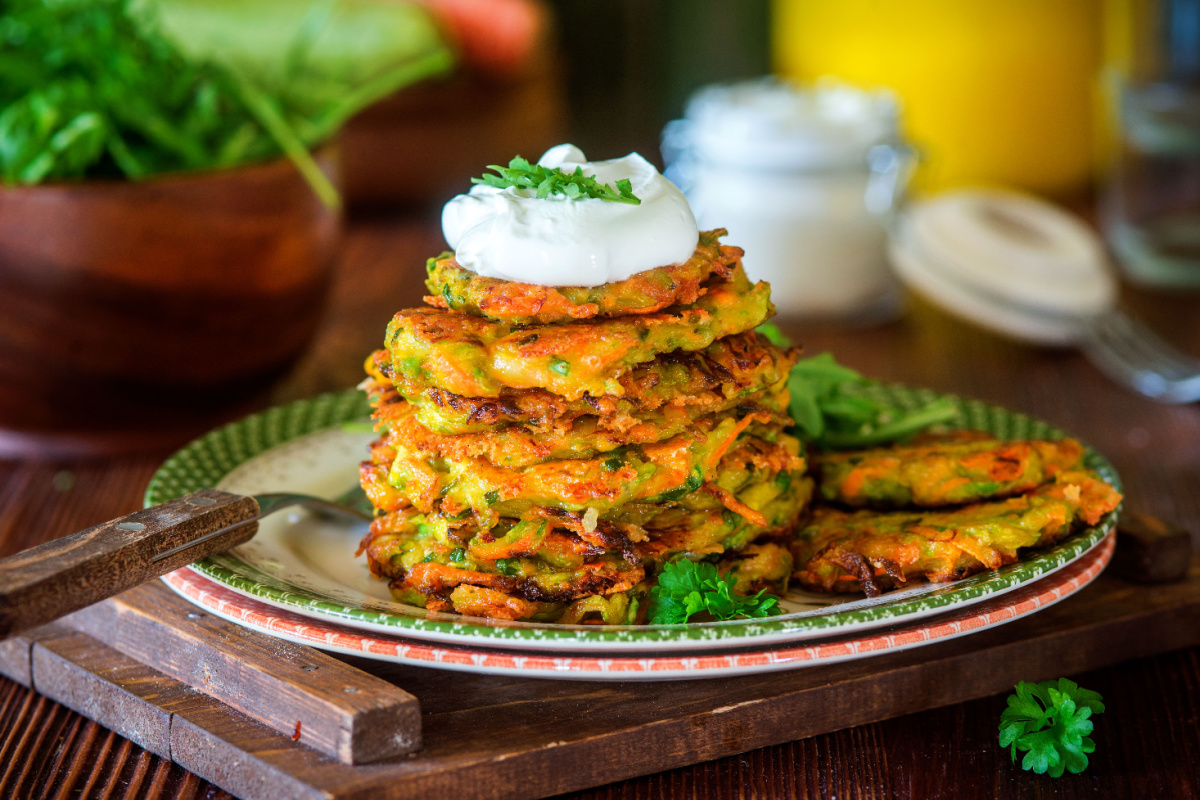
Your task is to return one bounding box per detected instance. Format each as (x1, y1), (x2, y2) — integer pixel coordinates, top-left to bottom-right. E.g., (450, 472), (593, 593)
(424, 229), (743, 324)
(356, 455), (813, 622)
(792, 469), (1122, 597)
(384, 264), (772, 399)
(377, 396), (792, 469)
(815, 433), (1086, 509)
(365, 330), (797, 436)
(382, 415), (799, 517)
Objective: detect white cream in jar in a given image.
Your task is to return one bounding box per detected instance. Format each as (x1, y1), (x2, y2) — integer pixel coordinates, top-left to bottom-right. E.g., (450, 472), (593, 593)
(663, 79), (910, 320)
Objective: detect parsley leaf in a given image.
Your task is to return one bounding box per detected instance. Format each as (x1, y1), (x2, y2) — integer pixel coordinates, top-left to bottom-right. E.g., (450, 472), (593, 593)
(473, 156), (642, 204)
(648, 559), (780, 624)
(998, 678), (1105, 778)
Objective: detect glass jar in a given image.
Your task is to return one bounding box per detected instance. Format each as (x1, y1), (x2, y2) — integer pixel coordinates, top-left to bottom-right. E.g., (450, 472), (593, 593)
(1100, 0), (1200, 288)
(662, 79), (912, 322)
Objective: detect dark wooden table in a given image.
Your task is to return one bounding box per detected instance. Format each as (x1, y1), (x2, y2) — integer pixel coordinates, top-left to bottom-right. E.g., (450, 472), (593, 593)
(1, 212), (1198, 799)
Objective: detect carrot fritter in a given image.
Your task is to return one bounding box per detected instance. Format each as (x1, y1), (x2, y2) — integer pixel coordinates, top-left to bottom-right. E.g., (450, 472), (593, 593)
(424, 229), (743, 324)
(815, 433), (1086, 509)
(360, 430), (810, 531)
(385, 264), (772, 399)
(792, 469), (1122, 597)
(366, 330), (797, 436)
(720, 542), (794, 595)
(357, 457), (813, 621)
(384, 416), (802, 517)
(375, 393), (791, 469)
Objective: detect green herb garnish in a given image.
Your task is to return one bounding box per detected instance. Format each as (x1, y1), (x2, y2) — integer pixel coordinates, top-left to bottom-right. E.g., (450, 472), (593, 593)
(648, 559), (780, 624)
(788, 352), (959, 449)
(548, 357), (571, 376)
(999, 679), (1105, 777)
(758, 325), (958, 448)
(473, 156), (641, 204)
(755, 322), (791, 348)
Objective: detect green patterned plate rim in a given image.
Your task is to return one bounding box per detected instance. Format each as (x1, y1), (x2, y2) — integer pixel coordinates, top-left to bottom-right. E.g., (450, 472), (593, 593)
(146, 385), (1122, 647)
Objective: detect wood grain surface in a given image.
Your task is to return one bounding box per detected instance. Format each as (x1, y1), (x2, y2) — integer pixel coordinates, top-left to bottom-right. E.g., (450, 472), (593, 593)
(0, 213), (1197, 798)
(1, 558), (1195, 800)
(0, 489), (258, 638)
(68, 585), (423, 764)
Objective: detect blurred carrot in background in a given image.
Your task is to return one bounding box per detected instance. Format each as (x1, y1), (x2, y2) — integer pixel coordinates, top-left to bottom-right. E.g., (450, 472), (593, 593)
(414, 0), (545, 78)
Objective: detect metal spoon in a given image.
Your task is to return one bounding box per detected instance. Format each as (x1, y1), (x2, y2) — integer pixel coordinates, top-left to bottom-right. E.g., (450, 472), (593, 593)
(0, 487), (371, 640)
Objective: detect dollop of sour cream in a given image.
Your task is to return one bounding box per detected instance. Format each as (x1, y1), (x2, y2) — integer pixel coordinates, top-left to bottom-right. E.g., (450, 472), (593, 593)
(442, 144), (700, 287)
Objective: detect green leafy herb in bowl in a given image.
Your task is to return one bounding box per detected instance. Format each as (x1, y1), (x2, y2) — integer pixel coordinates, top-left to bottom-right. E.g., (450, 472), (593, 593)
(0, 0), (452, 446)
(0, 0), (453, 205)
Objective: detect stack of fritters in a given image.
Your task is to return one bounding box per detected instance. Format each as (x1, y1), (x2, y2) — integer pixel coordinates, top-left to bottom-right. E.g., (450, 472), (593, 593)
(358, 230), (813, 623)
(792, 431), (1122, 597)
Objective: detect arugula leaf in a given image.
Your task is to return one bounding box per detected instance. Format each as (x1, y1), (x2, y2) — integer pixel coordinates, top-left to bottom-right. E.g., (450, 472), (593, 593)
(755, 322), (791, 348)
(752, 323), (959, 448)
(998, 678), (1105, 777)
(785, 352), (960, 449)
(473, 156), (642, 205)
(648, 559), (780, 624)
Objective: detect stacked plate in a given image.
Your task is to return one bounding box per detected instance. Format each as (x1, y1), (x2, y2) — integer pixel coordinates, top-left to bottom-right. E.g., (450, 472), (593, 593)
(147, 387), (1120, 682)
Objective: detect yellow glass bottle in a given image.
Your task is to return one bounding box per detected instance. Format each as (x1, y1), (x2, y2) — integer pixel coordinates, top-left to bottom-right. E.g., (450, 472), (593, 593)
(773, 0), (1102, 196)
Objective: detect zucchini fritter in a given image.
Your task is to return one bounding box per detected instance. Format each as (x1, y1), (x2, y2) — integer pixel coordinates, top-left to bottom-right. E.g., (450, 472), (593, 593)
(382, 416), (802, 517)
(424, 229), (742, 324)
(377, 394), (792, 469)
(815, 433), (1086, 509)
(792, 469), (1122, 597)
(385, 264), (772, 399)
(357, 458), (812, 622)
(366, 330), (796, 436)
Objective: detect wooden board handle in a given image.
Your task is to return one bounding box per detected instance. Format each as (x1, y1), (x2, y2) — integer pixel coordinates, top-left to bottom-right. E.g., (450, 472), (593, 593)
(0, 489), (259, 639)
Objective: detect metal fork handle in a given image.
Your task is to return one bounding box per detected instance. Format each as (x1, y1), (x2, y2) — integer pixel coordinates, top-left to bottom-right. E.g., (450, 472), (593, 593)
(1081, 308), (1200, 404)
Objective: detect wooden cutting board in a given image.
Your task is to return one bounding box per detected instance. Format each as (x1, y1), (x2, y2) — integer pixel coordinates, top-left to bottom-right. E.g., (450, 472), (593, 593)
(0, 558), (1196, 800)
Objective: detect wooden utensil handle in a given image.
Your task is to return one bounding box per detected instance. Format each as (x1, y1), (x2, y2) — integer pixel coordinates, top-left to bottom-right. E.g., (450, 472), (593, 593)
(0, 489), (259, 639)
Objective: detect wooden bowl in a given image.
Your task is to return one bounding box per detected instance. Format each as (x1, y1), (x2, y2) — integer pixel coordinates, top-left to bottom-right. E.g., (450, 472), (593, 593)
(0, 154), (341, 457)
(341, 58), (565, 209)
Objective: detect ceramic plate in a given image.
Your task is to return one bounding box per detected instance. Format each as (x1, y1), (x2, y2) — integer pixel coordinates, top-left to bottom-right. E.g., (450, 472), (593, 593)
(162, 532), (1114, 680)
(146, 386), (1121, 653)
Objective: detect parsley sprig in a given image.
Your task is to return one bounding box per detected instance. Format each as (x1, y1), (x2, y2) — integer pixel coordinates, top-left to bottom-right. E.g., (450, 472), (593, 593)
(473, 156), (641, 204)
(998, 679), (1105, 777)
(648, 559), (780, 624)
(757, 323), (960, 449)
